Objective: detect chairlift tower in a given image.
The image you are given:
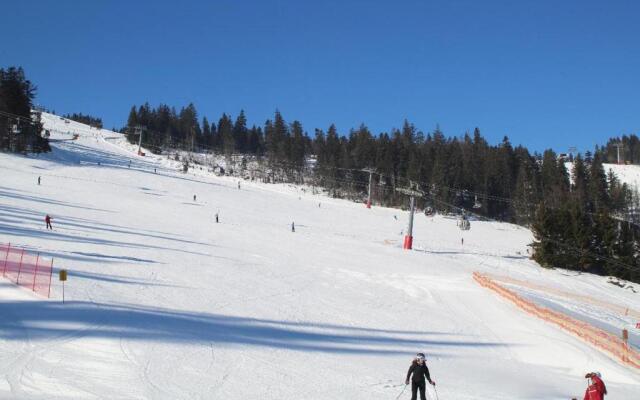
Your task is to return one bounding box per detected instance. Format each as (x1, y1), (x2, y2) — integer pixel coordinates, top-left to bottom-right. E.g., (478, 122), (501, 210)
(363, 168), (375, 208)
(613, 143), (623, 164)
(396, 186), (423, 250)
(134, 125), (146, 156)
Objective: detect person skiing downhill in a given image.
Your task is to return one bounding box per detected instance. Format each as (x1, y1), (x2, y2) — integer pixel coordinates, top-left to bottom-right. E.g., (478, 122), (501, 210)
(584, 372), (607, 400)
(45, 214), (53, 230)
(405, 353), (435, 400)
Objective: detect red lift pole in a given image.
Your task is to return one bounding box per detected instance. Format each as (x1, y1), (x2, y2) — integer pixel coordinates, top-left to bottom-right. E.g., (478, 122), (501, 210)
(396, 186), (423, 250)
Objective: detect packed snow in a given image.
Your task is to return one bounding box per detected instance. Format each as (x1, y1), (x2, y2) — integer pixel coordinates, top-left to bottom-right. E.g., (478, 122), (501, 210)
(0, 113), (638, 399)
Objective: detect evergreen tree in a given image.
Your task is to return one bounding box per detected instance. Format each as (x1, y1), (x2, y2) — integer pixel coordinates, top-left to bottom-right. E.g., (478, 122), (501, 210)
(210, 120), (220, 150)
(589, 152), (609, 212)
(233, 110), (248, 153)
(247, 125), (263, 154)
(0, 66), (48, 153)
(290, 120), (306, 169)
(272, 110), (289, 164)
(218, 113), (234, 156)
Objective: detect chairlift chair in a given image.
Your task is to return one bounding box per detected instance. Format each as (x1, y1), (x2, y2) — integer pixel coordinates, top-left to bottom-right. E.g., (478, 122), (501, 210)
(459, 218), (471, 231)
(473, 195), (482, 209)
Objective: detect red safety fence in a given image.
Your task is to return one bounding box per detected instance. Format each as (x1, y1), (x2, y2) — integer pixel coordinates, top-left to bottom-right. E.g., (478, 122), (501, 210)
(1, 243), (53, 298)
(473, 272), (640, 370)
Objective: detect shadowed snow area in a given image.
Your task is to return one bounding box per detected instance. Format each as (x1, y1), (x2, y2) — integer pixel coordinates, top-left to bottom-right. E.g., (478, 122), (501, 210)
(0, 113), (638, 399)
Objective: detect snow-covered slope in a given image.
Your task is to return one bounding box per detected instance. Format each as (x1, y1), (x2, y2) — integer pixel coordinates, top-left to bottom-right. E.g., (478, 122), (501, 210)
(0, 114), (638, 399)
(567, 160), (640, 193)
(604, 163), (640, 192)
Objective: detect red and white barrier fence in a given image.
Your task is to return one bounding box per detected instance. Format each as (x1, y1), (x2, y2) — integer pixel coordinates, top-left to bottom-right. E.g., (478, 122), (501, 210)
(1, 243), (54, 298)
(473, 272), (640, 370)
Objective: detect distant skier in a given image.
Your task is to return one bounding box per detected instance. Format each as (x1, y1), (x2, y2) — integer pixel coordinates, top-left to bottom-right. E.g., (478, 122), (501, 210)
(461, 237), (464, 246)
(405, 353), (435, 400)
(37, 176), (41, 185)
(154, 168), (157, 174)
(584, 372), (607, 400)
(128, 160), (131, 168)
(291, 222), (295, 232)
(215, 212), (219, 223)
(193, 194), (197, 202)
(45, 214), (53, 230)
(238, 181), (241, 189)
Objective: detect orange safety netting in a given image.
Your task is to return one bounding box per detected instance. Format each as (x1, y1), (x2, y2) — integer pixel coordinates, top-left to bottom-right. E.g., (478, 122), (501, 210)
(486, 273), (640, 320)
(473, 272), (640, 370)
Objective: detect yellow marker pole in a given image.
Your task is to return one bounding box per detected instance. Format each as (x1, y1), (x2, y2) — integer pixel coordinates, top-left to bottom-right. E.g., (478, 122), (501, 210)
(59, 270), (67, 304)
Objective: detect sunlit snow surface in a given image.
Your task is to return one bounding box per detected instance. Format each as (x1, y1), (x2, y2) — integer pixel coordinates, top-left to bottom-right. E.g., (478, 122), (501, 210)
(0, 113), (638, 399)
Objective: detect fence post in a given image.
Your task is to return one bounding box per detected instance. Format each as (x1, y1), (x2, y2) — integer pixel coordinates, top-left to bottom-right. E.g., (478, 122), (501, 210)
(47, 259), (53, 298)
(2, 243), (10, 277)
(32, 253), (40, 291)
(622, 329), (629, 364)
(16, 248), (25, 284)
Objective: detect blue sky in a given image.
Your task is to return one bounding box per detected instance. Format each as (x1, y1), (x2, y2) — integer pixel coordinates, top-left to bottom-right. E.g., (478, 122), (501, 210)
(2, 0), (639, 152)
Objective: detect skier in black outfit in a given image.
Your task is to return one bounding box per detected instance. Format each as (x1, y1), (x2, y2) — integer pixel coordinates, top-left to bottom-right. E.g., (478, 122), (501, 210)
(405, 353), (435, 400)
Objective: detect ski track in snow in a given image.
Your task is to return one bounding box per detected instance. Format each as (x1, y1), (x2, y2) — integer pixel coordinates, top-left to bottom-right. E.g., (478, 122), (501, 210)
(0, 112), (638, 399)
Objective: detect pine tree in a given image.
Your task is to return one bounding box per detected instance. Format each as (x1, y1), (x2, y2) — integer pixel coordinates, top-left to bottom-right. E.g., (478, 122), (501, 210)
(571, 154), (589, 210)
(218, 113), (234, 156)
(273, 110), (288, 164)
(247, 125), (262, 154)
(233, 110), (248, 153)
(513, 158), (538, 225)
(0, 66), (48, 152)
(202, 116), (211, 149)
(210, 121), (220, 151)
(589, 152), (609, 212)
(290, 120), (306, 168)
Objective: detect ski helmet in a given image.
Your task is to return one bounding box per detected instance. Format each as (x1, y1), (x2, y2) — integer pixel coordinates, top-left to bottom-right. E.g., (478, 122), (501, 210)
(416, 353), (426, 361)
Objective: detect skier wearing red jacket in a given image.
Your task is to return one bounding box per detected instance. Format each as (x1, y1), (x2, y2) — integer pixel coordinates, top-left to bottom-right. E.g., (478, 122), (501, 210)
(584, 372), (607, 400)
(45, 214), (53, 230)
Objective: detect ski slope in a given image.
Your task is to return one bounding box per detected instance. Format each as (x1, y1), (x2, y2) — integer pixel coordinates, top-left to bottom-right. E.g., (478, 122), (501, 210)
(0, 114), (638, 399)
(566, 160), (640, 193)
(604, 163), (640, 193)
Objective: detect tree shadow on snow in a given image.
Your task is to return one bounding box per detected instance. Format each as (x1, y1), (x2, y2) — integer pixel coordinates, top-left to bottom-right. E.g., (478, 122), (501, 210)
(67, 270), (181, 288)
(0, 300), (509, 355)
(0, 203), (214, 258)
(70, 251), (159, 264)
(0, 186), (113, 213)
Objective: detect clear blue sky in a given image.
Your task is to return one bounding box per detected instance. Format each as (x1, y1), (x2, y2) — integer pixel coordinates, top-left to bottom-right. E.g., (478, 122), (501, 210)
(2, 0), (639, 152)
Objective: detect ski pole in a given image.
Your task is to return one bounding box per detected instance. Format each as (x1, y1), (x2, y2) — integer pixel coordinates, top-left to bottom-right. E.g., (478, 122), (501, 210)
(433, 384), (440, 400)
(395, 384), (407, 400)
